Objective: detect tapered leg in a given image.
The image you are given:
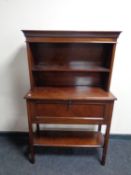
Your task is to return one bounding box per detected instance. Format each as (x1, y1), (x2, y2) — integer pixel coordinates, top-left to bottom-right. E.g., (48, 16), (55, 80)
(101, 102), (114, 165)
(101, 125), (110, 165)
(29, 144), (35, 163)
(36, 124), (40, 134)
(98, 125), (102, 132)
(27, 100), (35, 163)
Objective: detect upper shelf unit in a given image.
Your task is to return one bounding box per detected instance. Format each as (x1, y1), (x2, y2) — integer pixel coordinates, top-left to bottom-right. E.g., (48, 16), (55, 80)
(22, 30), (121, 90)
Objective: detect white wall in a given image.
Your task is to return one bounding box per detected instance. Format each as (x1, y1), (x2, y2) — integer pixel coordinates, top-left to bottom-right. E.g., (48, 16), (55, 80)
(0, 0), (131, 134)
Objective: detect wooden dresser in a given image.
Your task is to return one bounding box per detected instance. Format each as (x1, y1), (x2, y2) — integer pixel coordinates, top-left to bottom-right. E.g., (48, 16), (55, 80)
(22, 30), (121, 165)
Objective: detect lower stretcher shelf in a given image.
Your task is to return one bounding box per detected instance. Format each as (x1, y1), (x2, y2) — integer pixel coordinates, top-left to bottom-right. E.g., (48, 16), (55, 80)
(33, 131), (104, 148)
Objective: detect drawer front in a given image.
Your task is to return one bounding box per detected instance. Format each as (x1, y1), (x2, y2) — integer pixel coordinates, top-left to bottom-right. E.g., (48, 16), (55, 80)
(33, 102), (69, 117)
(70, 104), (105, 118)
(31, 101), (105, 119)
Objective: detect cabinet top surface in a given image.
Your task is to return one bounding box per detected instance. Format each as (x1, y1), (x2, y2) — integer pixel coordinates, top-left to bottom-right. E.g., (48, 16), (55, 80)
(22, 30), (121, 43)
(25, 87), (116, 101)
(22, 30), (121, 36)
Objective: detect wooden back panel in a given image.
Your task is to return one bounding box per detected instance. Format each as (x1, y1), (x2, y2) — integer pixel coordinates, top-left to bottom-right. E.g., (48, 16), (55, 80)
(33, 71), (108, 87)
(30, 43), (112, 88)
(30, 43), (112, 67)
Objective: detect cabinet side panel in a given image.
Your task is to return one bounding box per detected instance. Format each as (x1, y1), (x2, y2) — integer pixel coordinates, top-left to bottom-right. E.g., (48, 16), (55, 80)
(26, 42), (35, 88)
(104, 44), (117, 91)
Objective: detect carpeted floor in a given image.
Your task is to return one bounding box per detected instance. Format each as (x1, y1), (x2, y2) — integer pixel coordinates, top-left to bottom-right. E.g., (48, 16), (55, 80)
(0, 136), (131, 175)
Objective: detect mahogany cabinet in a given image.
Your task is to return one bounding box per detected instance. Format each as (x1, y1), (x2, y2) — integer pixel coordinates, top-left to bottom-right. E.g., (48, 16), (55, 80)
(22, 30), (121, 165)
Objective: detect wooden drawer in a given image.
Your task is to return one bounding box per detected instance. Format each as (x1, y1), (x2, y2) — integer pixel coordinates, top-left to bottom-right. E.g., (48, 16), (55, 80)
(31, 101), (105, 119)
(33, 102), (68, 117)
(70, 103), (105, 118)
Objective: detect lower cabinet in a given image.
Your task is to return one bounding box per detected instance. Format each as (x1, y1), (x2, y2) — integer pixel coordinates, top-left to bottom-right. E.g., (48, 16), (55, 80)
(26, 99), (114, 165)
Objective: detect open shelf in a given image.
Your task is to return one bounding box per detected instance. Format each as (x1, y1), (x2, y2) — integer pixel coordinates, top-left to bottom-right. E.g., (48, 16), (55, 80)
(32, 63), (110, 72)
(32, 71), (110, 87)
(33, 131), (104, 147)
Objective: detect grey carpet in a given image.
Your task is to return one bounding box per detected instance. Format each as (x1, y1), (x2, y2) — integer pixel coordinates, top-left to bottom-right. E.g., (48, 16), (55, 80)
(0, 136), (131, 175)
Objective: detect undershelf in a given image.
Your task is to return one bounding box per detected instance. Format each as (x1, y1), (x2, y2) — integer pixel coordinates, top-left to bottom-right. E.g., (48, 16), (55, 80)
(33, 131), (104, 148)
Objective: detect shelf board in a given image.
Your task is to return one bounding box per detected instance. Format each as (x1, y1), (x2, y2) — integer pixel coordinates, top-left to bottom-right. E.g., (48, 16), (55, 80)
(32, 64), (110, 72)
(33, 131), (104, 148)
